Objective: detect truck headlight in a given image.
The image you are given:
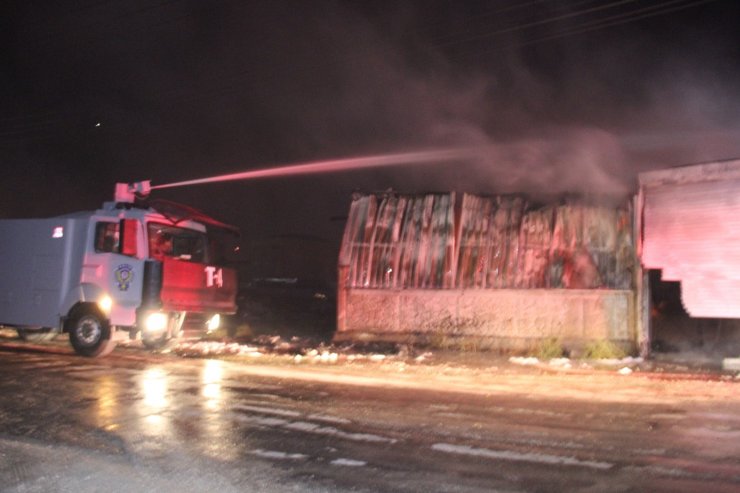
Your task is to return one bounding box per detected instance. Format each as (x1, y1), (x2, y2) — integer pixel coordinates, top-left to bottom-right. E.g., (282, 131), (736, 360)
(98, 295), (113, 314)
(144, 312), (168, 333)
(206, 314), (221, 332)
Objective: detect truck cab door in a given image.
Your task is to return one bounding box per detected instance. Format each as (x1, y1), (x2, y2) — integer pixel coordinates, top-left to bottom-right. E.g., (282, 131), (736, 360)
(80, 219), (145, 327)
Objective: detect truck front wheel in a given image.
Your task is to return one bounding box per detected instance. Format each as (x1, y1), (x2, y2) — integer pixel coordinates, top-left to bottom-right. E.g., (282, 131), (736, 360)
(66, 305), (116, 357)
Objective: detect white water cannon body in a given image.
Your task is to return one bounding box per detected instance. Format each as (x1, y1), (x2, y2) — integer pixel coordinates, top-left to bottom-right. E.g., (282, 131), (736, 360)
(115, 181), (152, 203)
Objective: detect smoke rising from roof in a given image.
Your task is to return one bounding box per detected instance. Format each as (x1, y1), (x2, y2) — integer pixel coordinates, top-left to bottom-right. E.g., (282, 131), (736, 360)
(199, 0), (735, 202)
(2, 1), (739, 248)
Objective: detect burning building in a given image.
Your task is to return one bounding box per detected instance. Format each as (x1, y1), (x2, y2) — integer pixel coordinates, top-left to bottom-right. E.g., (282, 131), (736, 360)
(336, 191), (642, 354)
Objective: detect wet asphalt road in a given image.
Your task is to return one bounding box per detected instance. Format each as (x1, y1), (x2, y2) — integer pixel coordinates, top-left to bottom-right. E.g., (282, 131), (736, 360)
(0, 344), (739, 493)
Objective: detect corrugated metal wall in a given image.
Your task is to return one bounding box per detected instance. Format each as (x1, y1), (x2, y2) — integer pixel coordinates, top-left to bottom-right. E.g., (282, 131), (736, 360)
(641, 160), (740, 318)
(339, 192), (634, 291)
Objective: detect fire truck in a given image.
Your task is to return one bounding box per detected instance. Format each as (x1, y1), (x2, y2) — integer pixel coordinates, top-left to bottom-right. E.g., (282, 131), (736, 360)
(0, 182), (237, 357)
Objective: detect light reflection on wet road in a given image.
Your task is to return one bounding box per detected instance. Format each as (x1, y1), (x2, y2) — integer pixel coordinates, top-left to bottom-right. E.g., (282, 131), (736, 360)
(0, 347), (739, 492)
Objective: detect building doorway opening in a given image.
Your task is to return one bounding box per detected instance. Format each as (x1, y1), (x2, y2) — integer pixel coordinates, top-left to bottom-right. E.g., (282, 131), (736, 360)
(649, 270), (740, 359)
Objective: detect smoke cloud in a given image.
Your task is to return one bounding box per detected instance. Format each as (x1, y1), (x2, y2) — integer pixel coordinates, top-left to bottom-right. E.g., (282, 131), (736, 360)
(3, 0), (739, 267)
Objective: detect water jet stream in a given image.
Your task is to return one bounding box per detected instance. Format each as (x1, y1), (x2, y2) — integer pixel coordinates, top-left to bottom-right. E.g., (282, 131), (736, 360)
(151, 148), (471, 190)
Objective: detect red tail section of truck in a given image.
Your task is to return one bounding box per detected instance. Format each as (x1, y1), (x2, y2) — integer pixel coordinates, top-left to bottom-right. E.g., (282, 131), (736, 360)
(159, 258), (237, 313)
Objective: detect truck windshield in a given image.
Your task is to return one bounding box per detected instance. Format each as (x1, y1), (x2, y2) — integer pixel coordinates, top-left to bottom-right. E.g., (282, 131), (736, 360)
(148, 223), (208, 263)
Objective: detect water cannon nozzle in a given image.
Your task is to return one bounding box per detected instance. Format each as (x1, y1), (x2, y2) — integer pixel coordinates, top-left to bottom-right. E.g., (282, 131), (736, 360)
(114, 180), (152, 203)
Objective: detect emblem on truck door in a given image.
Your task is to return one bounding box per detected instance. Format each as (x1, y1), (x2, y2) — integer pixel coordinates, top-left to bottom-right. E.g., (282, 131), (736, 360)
(204, 266), (224, 288)
(115, 264), (134, 291)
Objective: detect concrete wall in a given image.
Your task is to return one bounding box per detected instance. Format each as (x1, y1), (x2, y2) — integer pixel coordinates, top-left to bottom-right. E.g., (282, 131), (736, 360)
(335, 288), (636, 352)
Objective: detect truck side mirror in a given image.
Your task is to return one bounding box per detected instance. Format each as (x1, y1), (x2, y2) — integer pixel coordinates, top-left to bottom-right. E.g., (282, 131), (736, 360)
(119, 219), (138, 257)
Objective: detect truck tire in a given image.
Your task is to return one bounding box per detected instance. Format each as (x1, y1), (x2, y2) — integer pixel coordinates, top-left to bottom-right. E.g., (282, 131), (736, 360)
(66, 305), (116, 357)
(17, 327), (57, 343)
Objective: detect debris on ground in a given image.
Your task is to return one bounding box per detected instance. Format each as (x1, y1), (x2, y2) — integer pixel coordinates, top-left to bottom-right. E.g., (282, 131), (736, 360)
(166, 336), (428, 367)
(508, 355), (646, 374)
(1, 326), (735, 377)
(548, 358), (572, 369)
(160, 336), (730, 377)
(508, 357), (540, 366)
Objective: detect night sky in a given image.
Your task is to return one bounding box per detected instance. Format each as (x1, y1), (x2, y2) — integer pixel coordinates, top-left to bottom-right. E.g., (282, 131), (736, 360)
(2, 0), (739, 281)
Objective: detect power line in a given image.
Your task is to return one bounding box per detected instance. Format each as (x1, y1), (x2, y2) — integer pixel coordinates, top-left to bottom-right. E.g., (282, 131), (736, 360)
(434, 0), (641, 48)
(0, 0), (730, 144)
(157, 0), (720, 113)
(424, 0), (605, 45)
(449, 0), (721, 59)
(75, 1), (735, 135)
(415, 0), (549, 38)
